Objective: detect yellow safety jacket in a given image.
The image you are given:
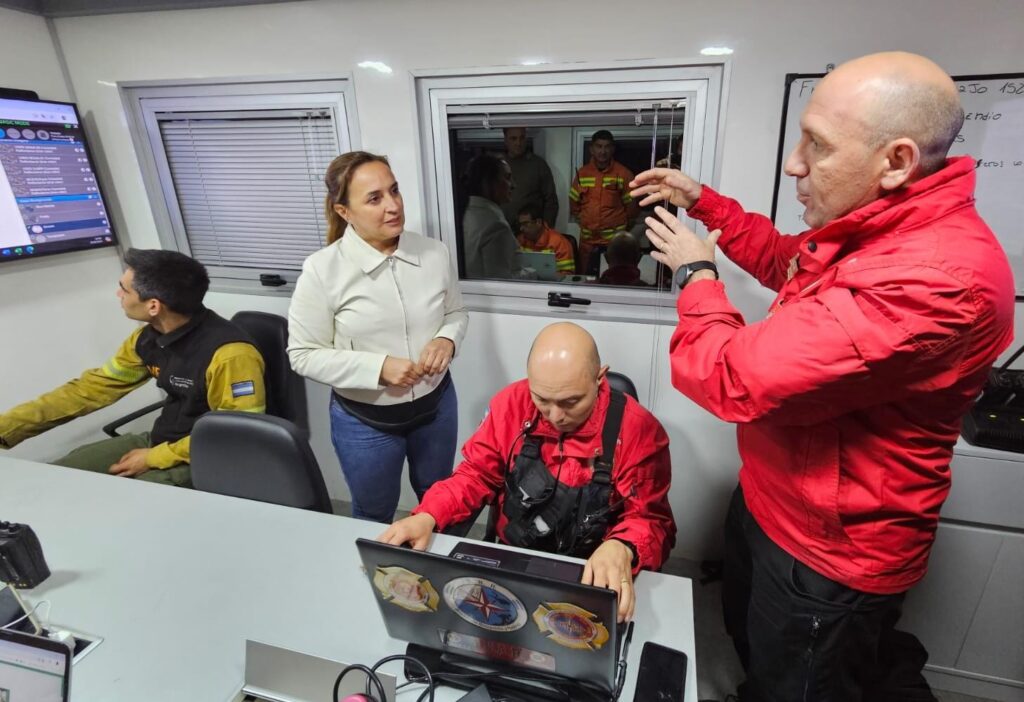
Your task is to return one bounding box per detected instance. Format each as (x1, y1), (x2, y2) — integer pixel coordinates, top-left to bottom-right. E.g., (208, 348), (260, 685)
(0, 312), (265, 469)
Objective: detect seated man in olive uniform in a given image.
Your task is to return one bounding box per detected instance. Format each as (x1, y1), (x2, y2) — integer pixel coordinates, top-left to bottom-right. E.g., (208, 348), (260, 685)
(380, 322), (676, 623)
(0, 249), (266, 487)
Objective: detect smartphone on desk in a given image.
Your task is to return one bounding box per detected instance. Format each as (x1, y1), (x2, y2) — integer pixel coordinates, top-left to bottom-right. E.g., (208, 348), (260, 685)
(633, 641), (687, 702)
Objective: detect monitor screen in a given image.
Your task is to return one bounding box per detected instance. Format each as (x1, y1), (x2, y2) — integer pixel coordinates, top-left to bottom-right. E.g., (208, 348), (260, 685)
(0, 633), (69, 702)
(0, 96), (117, 264)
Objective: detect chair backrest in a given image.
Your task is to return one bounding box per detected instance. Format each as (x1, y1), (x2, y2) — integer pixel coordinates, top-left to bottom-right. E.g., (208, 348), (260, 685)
(606, 370), (639, 401)
(563, 232), (580, 274)
(231, 311), (308, 433)
(190, 411), (332, 513)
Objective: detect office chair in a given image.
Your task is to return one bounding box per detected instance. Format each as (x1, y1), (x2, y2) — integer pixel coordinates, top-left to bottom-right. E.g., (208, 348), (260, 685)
(605, 371), (639, 401)
(563, 232), (580, 275)
(443, 370), (641, 539)
(189, 411), (332, 513)
(102, 310), (307, 436)
(230, 311), (308, 433)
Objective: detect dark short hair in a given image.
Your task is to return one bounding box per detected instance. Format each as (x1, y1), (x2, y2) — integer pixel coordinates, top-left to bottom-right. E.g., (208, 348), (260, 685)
(465, 154), (508, 197)
(518, 203), (543, 221)
(124, 248), (209, 315)
(592, 129), (614, 144)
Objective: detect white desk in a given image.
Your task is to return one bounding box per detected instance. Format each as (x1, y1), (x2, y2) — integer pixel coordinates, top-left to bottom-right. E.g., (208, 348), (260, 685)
(0, 457), (698, 702)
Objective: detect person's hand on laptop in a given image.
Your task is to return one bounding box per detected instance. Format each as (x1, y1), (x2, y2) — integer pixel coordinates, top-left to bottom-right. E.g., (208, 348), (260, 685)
(582, 539), (635, 623)
(378, 513), (436, 550)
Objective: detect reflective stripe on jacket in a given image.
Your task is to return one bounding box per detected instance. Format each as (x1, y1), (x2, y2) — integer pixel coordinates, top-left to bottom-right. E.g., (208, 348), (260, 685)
(570, 160), (635, 245)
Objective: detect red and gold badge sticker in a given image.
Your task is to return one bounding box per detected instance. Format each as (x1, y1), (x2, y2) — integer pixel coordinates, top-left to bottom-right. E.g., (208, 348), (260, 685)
(372, 566), (439, 613)
(532, 602), (610, 650)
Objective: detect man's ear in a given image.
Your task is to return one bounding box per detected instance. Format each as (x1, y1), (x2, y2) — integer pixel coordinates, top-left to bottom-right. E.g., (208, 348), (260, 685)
(145, 298), (162, 319)
(880, 138), (920, 191)
(597, 364), (610, 383)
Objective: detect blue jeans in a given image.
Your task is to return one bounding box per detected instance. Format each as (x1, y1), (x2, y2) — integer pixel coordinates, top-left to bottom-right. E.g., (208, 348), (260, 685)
(329, 381), (458, 523)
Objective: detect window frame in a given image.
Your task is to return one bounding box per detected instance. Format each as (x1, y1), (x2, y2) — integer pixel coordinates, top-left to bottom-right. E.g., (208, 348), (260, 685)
(120, 75), (360, 294)
(412, 59), (730, 324)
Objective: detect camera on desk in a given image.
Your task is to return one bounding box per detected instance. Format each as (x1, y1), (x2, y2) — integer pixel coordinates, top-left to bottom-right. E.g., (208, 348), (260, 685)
(0, 522), (50, 589)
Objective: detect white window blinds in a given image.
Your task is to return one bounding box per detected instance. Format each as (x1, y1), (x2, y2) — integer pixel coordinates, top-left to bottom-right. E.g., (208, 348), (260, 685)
(156, 108), (338, 271)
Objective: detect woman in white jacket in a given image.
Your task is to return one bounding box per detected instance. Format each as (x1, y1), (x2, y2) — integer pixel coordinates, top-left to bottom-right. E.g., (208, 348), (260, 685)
(287, 152), (468, 522)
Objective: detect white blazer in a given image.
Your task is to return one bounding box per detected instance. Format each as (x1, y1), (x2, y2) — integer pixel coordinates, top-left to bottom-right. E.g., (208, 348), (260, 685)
(287, 228), (468, 406)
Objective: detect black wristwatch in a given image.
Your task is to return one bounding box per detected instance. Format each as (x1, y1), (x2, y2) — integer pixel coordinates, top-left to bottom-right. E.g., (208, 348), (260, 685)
(673, 260), (719, 289)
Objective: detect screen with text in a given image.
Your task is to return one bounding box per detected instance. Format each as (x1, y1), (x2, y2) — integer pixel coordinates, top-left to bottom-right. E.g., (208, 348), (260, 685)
(0, 97), (117, 264)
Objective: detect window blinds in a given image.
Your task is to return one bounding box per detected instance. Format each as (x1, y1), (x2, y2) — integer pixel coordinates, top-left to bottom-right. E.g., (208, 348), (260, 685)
(157, 109), (337, 270)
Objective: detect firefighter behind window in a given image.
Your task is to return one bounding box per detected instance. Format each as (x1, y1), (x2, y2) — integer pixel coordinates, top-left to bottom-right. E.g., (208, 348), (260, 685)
(516, 204), (576, 276)
(379, 322), (676, 623)
(569, 129), (639, 275)
(0, 249), (266, 487)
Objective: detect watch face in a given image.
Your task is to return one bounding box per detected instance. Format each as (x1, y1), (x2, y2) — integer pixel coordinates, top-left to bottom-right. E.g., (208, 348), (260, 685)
(674, 265), (691, 288)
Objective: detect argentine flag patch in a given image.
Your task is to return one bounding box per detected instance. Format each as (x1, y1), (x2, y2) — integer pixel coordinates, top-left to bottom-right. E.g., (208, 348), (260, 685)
(231, 380), (256, 398)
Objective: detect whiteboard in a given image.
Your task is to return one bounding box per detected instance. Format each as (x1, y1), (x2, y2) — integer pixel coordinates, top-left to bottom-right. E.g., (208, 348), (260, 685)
(771, 73), (1024, 295)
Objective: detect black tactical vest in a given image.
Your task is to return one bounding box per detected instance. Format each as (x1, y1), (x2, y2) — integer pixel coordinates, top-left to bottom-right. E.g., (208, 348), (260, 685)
(135, 308), (256, 446)
(501, 390), (627, 559)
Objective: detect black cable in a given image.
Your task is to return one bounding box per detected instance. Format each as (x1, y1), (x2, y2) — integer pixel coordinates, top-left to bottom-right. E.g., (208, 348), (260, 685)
(998, 342), (1024, 371)
(332, 663), (387, 702)
(370, 654), (435, 702)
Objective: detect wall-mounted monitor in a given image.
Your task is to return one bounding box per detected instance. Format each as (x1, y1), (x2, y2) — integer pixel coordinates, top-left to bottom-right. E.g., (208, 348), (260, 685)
(0, 96), (117, 264)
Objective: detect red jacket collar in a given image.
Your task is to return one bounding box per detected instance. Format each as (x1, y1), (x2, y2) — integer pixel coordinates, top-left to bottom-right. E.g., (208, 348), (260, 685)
(797, 155), (977, 273)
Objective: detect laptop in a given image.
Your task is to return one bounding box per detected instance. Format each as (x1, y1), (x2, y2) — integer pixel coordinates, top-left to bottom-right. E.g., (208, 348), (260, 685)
(0, 629), (71, 702)
(356, 538), (630, 699)
(517, 250), (560, 281)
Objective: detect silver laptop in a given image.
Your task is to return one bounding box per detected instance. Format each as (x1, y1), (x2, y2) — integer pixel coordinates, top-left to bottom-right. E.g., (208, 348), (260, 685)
(517, 250), (560, 281)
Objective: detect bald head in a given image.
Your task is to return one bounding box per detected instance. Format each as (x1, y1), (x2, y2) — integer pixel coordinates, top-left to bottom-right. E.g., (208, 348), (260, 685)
(527, 323), (607, 433)
(528, 322), (601, 380)
(817, 52), (963, 175)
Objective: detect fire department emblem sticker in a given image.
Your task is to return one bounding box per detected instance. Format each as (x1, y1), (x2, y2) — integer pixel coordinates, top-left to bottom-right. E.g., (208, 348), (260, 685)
(443, 577), (528, 632)
(372, 566), (439, 613)
(532, 602), (610, 650)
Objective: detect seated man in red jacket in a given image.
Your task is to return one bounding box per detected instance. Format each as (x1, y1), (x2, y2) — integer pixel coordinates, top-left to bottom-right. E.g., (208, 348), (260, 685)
(632, 52), (1014, 702)
(380, 322), (675, 623)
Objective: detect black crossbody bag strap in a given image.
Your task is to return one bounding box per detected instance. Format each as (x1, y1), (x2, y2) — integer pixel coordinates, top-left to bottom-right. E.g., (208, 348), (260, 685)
(593, 389), (627, 484)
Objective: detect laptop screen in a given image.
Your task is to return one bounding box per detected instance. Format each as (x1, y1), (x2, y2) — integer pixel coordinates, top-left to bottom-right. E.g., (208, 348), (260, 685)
(0, 631), (70, 702)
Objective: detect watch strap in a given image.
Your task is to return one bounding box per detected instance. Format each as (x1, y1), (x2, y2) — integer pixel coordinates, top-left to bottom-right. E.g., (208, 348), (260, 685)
(675, 260), (719, 289)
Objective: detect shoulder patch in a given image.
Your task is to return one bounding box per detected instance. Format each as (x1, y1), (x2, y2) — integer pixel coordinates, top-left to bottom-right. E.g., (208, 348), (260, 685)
(231, 380), (256, 398)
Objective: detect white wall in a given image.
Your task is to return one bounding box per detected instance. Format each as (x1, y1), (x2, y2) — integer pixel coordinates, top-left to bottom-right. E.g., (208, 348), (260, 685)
(0, 7), (162, 464)
(3, 0), (1023, 559)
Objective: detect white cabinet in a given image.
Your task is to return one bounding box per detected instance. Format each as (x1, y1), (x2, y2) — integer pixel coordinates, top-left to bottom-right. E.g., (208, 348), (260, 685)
(901, 442), (1024, 702)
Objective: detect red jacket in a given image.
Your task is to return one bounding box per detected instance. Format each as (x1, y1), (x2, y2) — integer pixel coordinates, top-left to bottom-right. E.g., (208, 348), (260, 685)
(414, 378), (676, 573)
(673, 156), (1014, 593)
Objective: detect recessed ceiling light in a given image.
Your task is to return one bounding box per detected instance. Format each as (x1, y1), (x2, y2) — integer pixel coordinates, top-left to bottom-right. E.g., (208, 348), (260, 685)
(700, 47), (734, 56)
(358, 61), (393, 75)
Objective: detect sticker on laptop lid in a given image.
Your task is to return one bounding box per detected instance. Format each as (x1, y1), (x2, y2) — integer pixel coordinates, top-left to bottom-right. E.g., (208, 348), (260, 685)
(438, 629), (556, 672)
(443, 577), (527, 632)
(372, 566), (439, 613)
(532, 602), (610, 650)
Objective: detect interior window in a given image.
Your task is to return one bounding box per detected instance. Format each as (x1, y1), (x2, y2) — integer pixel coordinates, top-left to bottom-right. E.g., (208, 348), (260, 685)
(447, 105), (686, 292)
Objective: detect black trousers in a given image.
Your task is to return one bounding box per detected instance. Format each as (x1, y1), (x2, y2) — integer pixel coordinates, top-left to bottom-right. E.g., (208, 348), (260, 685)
(722, 486), (937, 702)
